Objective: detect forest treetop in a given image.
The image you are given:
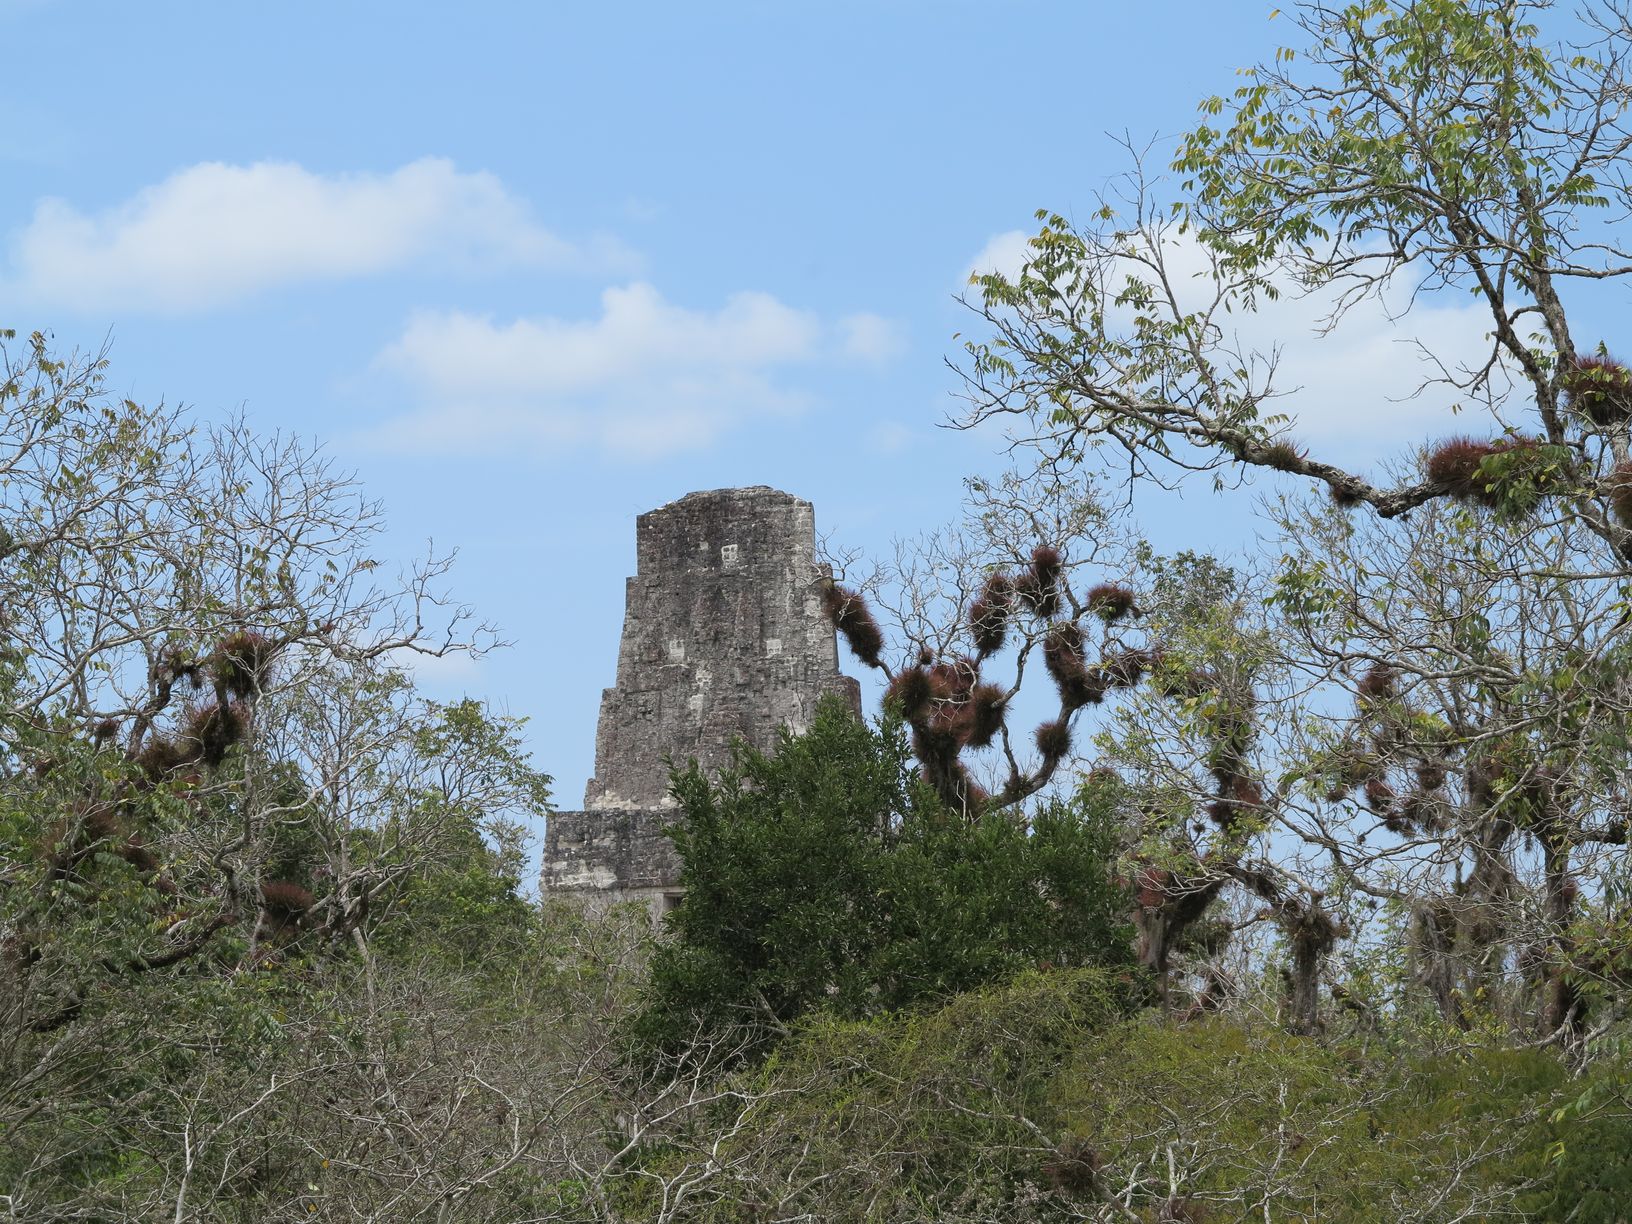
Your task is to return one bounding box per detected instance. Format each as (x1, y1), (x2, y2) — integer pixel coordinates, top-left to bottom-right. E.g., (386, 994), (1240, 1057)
(962, 0), (1632, 557)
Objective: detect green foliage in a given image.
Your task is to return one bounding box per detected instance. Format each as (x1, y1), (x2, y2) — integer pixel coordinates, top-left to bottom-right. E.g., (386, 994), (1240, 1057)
(720, 969), (1132, 1220)
(0, 336), (556, 1220)
(1525, 1056), (1632, 1222)
(369, 697), (546, 964)
(1060, 1021), (1506, 1217)
(1056, 1020), (1632, 1220)
(367, 810), (532, 966)
(628, 698), (1137, 1063)
(1140, 547), (1238, 627)
(1174, 0), (1587, 280)
(1476, 441), (1576, 521)
(1268, 555), (1348, 635)
(705, 989), (1632, 1221)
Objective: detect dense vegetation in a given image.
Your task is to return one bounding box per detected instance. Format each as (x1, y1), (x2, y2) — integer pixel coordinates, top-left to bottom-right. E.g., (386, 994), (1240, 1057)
(13, 0), (1632, 1217)
(628, 700), (1136, 1065)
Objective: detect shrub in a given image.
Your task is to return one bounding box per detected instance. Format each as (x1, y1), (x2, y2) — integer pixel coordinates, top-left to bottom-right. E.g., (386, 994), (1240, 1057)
(722, 970), (1134, 1218)
(628, 699), (1136, 1065)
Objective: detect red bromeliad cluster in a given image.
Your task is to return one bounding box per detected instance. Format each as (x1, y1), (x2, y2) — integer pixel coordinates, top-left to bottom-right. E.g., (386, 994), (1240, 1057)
(881, 654), (1009, 807)
(1323, 653), (1596, 1033)
(1563, 353), (1632, 427)
(819, 585), (884, 669)
(1310, 352), (1632, 528)
(1424, 436), (1504, 501)
(1263, 439), (1308, 472)
(44, 801), (165, 890)
(1086, 583), (1139, 622)
(211, 629), (276, 699)
(1607, 462), (1632, 528)
(133, 628), (283, 780)
(257, 879), (317, 943)
(1323, 661), (1455, 840)
(1414, 433), (1587, 524)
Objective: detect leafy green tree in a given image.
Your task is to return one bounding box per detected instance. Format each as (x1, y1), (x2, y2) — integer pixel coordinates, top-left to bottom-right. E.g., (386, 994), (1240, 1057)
(368, 696), (547, 966)
(629, 697), (1137, 1062)
(721, 969), (1132, 1221)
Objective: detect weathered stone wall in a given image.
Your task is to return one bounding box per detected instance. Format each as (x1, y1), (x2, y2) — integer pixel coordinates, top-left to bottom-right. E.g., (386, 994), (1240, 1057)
(543, 486), (859, 914)
(539, 808), (683, 917)
(583, 486), (858, 810)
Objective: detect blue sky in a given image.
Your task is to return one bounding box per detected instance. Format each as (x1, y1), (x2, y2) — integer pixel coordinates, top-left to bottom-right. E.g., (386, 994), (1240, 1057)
(0, 2), (1550, 842)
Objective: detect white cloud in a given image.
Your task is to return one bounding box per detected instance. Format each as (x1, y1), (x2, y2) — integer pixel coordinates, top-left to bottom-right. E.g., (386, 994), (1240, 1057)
(391, 646), (486, 705)
(1, 157), (635, 312)
(963, 229), (1032, 285)
(395, 647), (482, 692)
(366, 282), (851, 460)
(1160, 247), (1498, 456)
(960, 228), (1500, 460)
(1266, 301), (1496, 453)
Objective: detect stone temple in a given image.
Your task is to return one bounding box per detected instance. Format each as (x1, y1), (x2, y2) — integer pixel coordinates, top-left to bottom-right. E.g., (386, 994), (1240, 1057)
(542, 486), (860, 916)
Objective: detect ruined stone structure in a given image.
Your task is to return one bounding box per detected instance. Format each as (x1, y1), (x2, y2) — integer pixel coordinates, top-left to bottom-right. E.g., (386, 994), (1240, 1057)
(542, 486), (860, 915)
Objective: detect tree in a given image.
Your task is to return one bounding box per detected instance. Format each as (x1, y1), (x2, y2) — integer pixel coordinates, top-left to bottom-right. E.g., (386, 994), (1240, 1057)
(0, 332), (551, 1218)
(949, 0), (1632, 1040)
(628, 697), (1137, 1063)
(822, 474), (1349, 1028)
(1248, 483), (1632, 1039)
(964, 0), (1632, 540)
(690, 974), (1632, 1220)
(819, 469), (1160, 817)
